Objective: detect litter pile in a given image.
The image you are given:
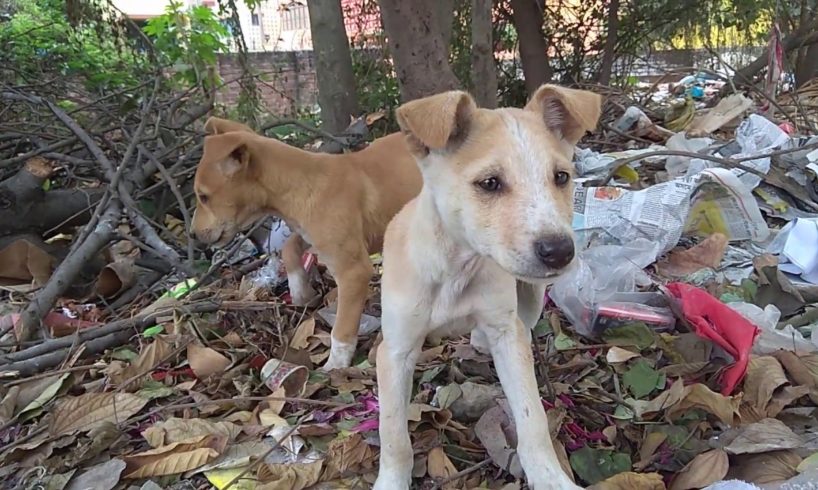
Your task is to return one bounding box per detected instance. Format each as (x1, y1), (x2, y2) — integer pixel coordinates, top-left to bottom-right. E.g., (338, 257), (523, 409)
(2, 80), (818, 490)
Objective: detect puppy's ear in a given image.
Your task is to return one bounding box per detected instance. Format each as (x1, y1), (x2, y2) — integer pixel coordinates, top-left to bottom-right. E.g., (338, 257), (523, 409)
(396, 91), (477, 156)
(204, 117), (255, 135)
(201, 132), (253, 176)
(525, 85), (601, 145)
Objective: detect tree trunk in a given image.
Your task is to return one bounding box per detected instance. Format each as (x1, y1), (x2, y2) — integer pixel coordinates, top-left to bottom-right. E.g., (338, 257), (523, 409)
(510, 0), (551, 96)
(597, 0), (620, 86)
(378, 0), (461, 101)
(795, 42), (818, 87)
(471, 0), (497, 108)
(436, 0), (455, 57)
(307, 0), (359, 134)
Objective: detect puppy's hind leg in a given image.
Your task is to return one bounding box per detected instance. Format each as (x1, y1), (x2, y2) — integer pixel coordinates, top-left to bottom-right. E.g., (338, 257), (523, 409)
(373, 314), (424, 490)
(322, 253), (372, 370)
(481, 318), (581, 490)
(282, 234), (318, 306)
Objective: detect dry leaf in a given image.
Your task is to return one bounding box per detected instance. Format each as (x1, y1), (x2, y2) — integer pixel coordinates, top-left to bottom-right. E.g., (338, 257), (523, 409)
(0, 238), (56, 286)
(669, 450), (728, 490)
(589, 472), (665, 490)
(94, 259), (136, 298)
(123, 434), (225, 478)
(646, 380), (740, 425)
(427, 447), (458, 489)
(728, 450), (801, 484)
(50, 393), (148, 436)
(323, 433), (376, 480)
(475, 405), (522, 478)
(142, 417), (242, 447)
(657, 233), (728, 277)
(606, 346), (639, 364)
(0, 386), (20, 424)
(635, 432), (668, 470)
(290, 318), (315, 350)
(724, 418), (804, 455)
(111, 336), (173, 386)
(65, 458), (125, 490)
(766, 385), (811, 418)
(187, 344), (230, 378)
(744, 356), (788, 413)
(257, 457), (323, 490)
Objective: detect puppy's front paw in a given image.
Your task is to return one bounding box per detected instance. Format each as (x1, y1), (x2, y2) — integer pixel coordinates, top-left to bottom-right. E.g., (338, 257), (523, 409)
(290, 286), (319, 307)
(320, 337), (356, 371)
(373, 472), (410, 490)
(528, 477), (583, 490)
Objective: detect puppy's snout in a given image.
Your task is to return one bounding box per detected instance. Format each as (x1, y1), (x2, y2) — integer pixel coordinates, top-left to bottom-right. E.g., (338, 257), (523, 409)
(191, 235), (209, 251)
(533, 235), (574, 269)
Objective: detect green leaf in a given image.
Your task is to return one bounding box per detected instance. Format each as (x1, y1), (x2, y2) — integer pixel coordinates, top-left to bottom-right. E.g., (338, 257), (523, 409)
(18, 373), (72, 421)
(418, 365), (444, 384)
(554, 332), (576, 351)
(136, 380), (175, 400)
(622, 359), (662, 399)
(533, 319), (553, 338)
(612, 404), (634, 420)
(601, 322), (655, 350)
(435, 383), (463, 410)
(111, 347), (138, 362)
(142, 325), (164, 338)
(569, 446), (632, 485)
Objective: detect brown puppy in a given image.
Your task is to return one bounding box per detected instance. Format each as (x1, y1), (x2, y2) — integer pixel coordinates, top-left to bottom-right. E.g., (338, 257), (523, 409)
(191, 117), (422, 369)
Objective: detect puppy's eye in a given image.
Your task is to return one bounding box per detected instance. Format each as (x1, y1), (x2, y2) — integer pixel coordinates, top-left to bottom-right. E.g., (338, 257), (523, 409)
(199, 194), (209, 204)
(476, 177), (502, 192)
(554, 171), (571, 186)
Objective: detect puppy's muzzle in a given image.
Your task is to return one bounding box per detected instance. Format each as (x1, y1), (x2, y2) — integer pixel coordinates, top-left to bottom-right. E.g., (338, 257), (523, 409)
(533, 235), (575, 269)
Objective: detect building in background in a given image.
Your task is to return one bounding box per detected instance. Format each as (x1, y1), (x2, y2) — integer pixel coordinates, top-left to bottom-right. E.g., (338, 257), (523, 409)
(114, 0), (381, 52)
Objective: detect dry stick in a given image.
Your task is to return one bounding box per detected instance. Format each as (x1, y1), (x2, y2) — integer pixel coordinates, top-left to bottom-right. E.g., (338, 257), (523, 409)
(431, 458), (493, 490)
(593, 141), (818, 187)
(0, 328), (134, 377)
(222, 423), (302, 490)
(140, 144), (195, 269)
(2, 362), (107, 385)
(0, 301), (222, 365)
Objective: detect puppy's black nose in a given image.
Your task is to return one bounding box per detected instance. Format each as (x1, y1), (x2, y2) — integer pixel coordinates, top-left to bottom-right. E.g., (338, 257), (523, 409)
(533, 235), (575, 269)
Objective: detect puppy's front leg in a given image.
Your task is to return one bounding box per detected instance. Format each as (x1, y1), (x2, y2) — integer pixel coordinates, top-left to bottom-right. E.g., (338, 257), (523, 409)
(282, 234), (317, 306)
(322, 255), (372, 369)
(482, 318), (581, 490)
(374, 332), (422, 490)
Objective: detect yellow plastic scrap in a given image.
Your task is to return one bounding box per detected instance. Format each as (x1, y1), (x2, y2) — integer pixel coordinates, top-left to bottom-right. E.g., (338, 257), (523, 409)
(614, 165), (640, 183)
(205, 468), (258, 490)
(664, 97), (696, 132)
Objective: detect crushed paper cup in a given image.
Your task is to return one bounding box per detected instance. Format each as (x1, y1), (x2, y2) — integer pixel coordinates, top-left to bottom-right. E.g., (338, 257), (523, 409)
(260, 358), (308, 397)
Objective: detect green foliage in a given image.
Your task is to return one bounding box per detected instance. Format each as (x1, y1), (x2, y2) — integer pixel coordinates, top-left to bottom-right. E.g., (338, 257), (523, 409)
(0, 0), (143, 91)
(143, 1), (230, 90)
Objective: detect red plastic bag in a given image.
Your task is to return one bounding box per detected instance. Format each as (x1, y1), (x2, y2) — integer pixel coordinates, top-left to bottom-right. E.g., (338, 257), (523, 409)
(666, 283), (760, 395)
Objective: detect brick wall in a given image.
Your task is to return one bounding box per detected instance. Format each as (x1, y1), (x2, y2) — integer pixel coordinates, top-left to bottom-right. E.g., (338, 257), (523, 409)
(217, 51), (318, 116)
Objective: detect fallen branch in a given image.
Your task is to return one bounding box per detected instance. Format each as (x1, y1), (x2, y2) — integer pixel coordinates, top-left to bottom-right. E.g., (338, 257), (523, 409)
(15, 202), (121, 341)
(1, 300), (222, 366)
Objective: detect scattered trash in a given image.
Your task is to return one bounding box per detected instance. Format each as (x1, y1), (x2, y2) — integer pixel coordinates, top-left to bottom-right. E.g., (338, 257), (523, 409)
(261, 358), (309, 397)
(665, 282), (760, 395)
(573, 167), (769, 255)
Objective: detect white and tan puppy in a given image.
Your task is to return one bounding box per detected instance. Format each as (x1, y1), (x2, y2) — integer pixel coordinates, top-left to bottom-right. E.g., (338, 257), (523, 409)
(374, 85), (601, 489)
